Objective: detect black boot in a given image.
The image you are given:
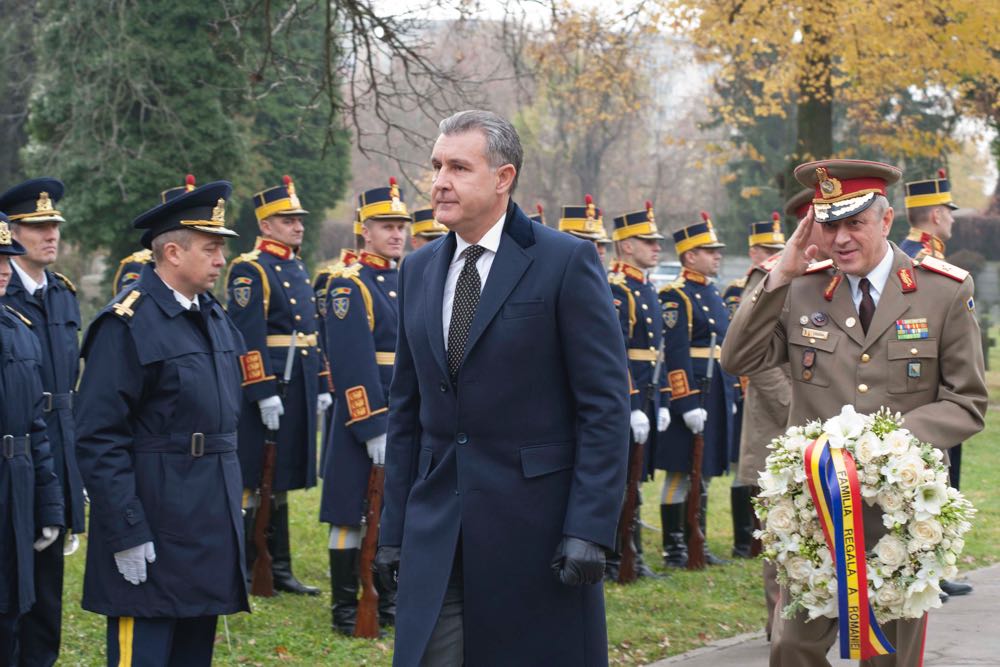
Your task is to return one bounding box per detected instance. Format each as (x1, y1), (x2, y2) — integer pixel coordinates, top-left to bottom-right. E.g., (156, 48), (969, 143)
(604, 549), (621, 582)
(374, 563), (397, 627)
(661, 504), (687, 568)
(693, 491), (729, 566)
(330, 549), (359, 635)
(271, 502), (320, 595)
(731, 485), (756, 559)
(940, 579), (972, 596)
(633, 508), (663, 578)
(243, 508), (257, 585)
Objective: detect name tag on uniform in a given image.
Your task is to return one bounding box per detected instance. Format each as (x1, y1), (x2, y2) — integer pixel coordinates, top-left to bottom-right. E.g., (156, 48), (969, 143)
(801, 327), (829, 340)
(895, 318), (928, 340)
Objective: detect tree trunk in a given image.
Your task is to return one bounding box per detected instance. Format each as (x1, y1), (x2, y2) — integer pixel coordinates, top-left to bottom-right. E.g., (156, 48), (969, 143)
(784, 52), (833, 202)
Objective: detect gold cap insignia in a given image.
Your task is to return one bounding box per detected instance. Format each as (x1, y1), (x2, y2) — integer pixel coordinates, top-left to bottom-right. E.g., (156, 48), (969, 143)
(212, 198), (226, 225)
(389, 177), (403, 212)
(36, 191), (54, 212)
(816, 167), (843, 199)
(0, 221), (11, 246)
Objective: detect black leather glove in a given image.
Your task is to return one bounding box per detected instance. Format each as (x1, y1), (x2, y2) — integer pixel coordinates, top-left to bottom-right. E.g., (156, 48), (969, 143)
(550, 536), (606, 586)
(374, 545), (401, 592)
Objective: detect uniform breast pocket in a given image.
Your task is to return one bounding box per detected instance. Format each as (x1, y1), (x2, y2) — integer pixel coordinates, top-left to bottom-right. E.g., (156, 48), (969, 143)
(502, 299), (545, 319)
(887, 339), (938, 394)
(788, 334), (840, 388)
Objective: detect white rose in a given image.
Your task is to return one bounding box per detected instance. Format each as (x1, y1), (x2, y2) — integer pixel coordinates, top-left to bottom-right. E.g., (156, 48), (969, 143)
(877, 489), (904, 513)
(909, 518), (944, 547)
(874, 583), (904, 609)
(882, 452), (925, 489)
(873, 534), (908, 569)
(854, 431), (885, 464)
(784, 434), (809, 453)
(767, 502), (798, 536)
(883, 430), (912, 457)
(785, 556), (813, 582)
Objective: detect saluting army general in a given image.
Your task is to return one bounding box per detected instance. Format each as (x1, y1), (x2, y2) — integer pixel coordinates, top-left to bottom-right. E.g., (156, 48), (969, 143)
(899, 167), (973, 599)
(226, 176), (329, 596)
(0, 177), (84, 666)
(320, 178), (408, 634)
(722, 159), (988, 667)
(657, 212), (738, 568)
(75, 181), (249, 666)
(606, 200), (670, 580)
(0, 215), (63, 664)
(111, 176), (196, 296)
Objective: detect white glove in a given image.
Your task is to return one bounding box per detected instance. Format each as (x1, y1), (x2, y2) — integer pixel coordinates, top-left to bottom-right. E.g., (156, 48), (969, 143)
(630, 409), (650, 445)
(683, 408), (708, 435)
(114, 541), (156, 585)
(366, 433), (387, 465)
(657, 407), (671, 432)
(258, 395), (284, 431)
(732, 403), (738, 415)
(317, 392), (333, 414)
(33, 526), (60, 552)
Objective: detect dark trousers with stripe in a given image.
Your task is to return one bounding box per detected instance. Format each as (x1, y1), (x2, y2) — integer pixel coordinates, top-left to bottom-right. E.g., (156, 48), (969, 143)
(106, 616), (217, 667)
(17, 533), (65, 667)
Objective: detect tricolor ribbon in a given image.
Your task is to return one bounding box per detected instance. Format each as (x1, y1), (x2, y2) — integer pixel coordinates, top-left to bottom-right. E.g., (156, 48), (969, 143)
(804, 434), (895, 659)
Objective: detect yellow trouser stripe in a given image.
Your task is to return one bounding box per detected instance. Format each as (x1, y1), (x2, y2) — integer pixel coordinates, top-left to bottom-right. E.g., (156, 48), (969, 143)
(266, 333), (318, 347)
(336, 526), (348, 549)
(665, 472), (683, 504)
(118, 617), (134, 667)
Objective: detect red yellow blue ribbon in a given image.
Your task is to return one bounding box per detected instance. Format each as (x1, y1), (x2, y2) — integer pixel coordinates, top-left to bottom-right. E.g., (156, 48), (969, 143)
(804, 435), (894, 660)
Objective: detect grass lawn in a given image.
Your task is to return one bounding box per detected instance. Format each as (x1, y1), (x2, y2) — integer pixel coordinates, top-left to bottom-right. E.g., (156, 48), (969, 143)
(58, 338), (1000, 665)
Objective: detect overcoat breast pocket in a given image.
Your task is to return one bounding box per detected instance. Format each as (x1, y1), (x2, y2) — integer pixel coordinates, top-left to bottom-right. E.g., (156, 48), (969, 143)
(502, 299), (545, 320)
(788, 333), (840, 388)
(887, 339), (938, 394)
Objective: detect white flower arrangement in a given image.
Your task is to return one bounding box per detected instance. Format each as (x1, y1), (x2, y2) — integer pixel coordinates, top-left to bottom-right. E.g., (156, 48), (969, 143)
(755, 405), (975, 622)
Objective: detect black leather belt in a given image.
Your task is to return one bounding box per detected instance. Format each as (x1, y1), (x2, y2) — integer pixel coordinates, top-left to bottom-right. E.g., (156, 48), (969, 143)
(42, 391), (73, 413)
(133, 432), (238, 458)
(2, 435), (30, 459)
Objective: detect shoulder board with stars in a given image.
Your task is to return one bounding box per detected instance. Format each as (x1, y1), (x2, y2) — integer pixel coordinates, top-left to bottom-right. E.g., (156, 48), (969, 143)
(917, 256), (969, 282)
(4, 304), (33, 327)
(804, 259), (835, 274)
(53, 272), (77, 293)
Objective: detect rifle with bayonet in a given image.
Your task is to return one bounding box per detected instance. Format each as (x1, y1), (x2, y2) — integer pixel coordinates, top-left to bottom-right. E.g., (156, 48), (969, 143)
(685, 331), (716, 570)
(250, 331), (298, 597)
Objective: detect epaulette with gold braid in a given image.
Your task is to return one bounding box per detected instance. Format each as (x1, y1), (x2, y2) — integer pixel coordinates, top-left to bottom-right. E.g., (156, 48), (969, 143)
(111, 290), (143, 319)
(120, 248), (153, 265)
(607, 271), (627, 288)
(4, 304), (33, 327)
(53, 272), (77, 293)
(340, 263), (362, 279)
(917, 255), (969, 282)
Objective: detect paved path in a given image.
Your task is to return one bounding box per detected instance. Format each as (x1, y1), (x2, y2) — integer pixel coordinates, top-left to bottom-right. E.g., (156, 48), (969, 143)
(649, 563), (999, 666)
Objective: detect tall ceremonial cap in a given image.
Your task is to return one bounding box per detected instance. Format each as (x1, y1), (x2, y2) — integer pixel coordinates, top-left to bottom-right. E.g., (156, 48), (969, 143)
(253, 175), (309, 222)
(559, 195), (606, 240)
(784, 188), (814, 219)
(0, 213), (27, 256)
(161, 174), (197, 204)
(794, 159), (901, 223)
(353, 209), (363, 236)
(0, 177), (66, 225)
(673, 211), (725, 254)
(133, 180), (238, 249)
(904, 168), (959, 210)
(529, 203), (545, 225)
(411, 207), (448, 238)
(358, 177), (410, 223)
(613, 200), (665, 241)
(749, 212), (786, 248)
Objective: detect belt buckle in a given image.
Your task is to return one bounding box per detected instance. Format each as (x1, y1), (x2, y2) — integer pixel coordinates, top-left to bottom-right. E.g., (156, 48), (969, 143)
(42, 392), (53, 413)
(3, 435), (13, 459)
(191, 432), (205, 457)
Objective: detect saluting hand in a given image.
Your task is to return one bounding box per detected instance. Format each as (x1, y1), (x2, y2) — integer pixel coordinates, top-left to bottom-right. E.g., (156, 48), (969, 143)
(769, 207), (820, 289)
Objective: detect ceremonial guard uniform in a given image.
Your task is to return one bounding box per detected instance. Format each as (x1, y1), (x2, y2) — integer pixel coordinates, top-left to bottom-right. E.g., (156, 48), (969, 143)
(0, 178), (83, 666)
(75, 182), (249, 666)
(410, 207), (448, 250)
(657, 213), (738, 567)
(606, 201), (666, 580)
(320, 180), (407, 633)
(723, 159), (988, 666)
(226, 176), (323, 595)
(111, 176), (196, 296)
(0, 218), (63, 663)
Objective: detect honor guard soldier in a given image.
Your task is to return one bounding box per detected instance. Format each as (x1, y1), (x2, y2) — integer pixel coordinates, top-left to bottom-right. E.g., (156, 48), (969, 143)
(0, 215), (63, 664)
(657, 212), (738, 568)
(558, 194), (606, 245)
(722, 213), (786, 561)
(320, 178), (408, 634)
(607, 200), (670, 580)
(901, 168), (971, 598)
(0, 177), (84, 665)
(226, 175), (327, 596)
(75, 181), (249, 666)
(723, 159), (987, 666)
(112, 176), (197, 296)
(410, 207), (448, 251)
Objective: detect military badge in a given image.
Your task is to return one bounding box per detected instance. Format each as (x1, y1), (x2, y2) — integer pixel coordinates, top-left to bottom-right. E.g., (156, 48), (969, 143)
(897, 268), (917, 293)
(123, 272), (140, 283)
(895, 318), (928, 340)
(332, 296), (350, 319)
(232, 285), (251, 308)
(967, 297), (975, 312)
(815, 167), (843, 199)
(907, 361), (922, 378)
(317, 295), (328, 317)
(232, 276), (252, 286)
(664, 309), (679, 329)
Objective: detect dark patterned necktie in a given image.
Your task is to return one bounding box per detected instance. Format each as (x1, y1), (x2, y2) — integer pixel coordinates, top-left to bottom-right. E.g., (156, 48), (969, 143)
(858, 278), (875, 334)
(447, 245), (486, 379)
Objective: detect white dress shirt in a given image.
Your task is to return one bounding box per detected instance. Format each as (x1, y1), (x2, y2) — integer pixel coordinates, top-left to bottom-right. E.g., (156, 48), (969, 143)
(442, 212), (506, 347)
(10, 259), (47, 295)
(155, 269), (199, 311)
(845, 242), (893, 310)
